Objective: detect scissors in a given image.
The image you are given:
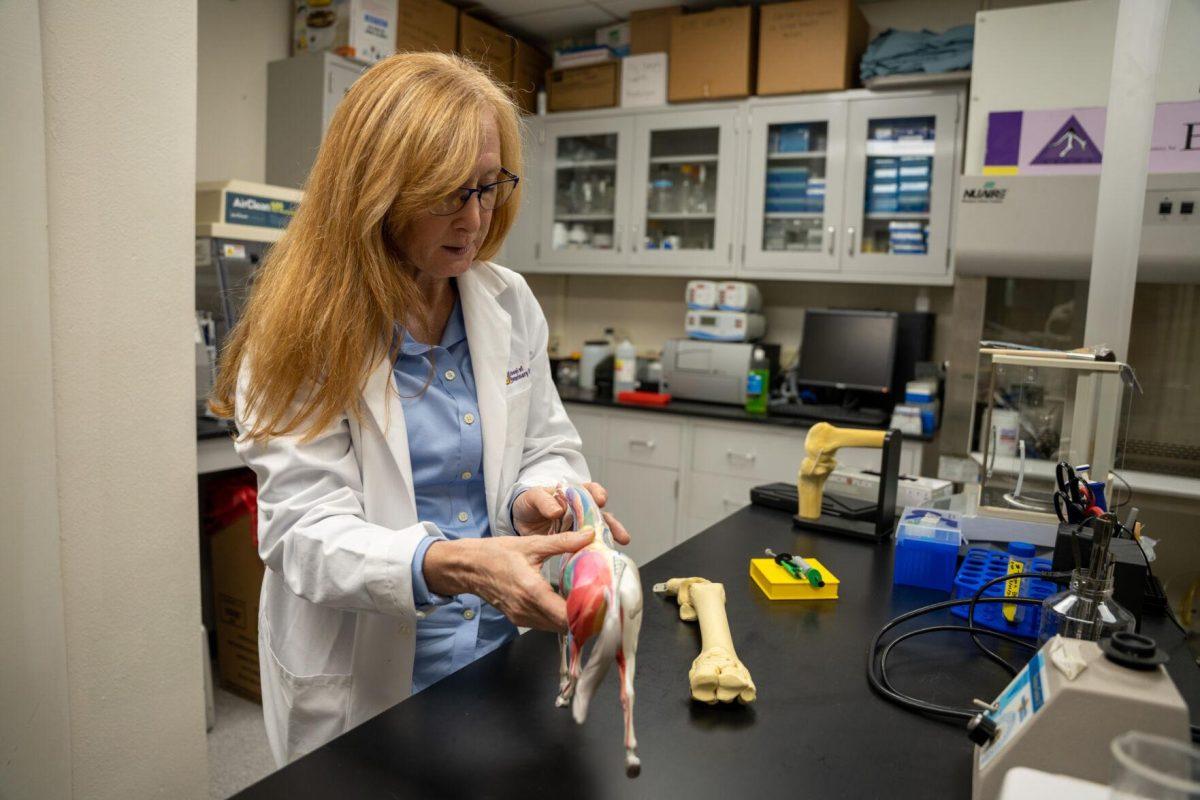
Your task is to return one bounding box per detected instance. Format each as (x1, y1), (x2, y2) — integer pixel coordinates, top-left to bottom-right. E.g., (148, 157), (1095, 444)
(1054, 461), (1103, 523)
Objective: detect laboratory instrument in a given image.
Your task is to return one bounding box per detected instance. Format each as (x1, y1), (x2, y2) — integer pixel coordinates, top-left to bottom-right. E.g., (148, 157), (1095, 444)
(660, 340), (780, 406)
(684, 309), (766, 342)
(716, 281), (762, 312)
(969, 634), (1188, 800)
(552, 482), (643, 778)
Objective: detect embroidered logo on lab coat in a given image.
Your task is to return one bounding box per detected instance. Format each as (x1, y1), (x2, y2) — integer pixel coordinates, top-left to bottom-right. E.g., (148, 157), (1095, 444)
(506, 365), (530, 385)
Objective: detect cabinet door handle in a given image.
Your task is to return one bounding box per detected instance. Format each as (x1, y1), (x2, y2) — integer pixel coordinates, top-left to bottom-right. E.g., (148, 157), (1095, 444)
(726, 449), (757, 463)
(846, 226), (856, 257)
(615, 224), (623, 253)
(827, 226), (837, 256)
(632, 224), (640, 252)
(629, 438), (656, 450)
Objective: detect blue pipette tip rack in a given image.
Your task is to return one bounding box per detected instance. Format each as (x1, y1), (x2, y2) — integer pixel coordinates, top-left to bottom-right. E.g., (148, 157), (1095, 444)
(950, 548), (1056, 640)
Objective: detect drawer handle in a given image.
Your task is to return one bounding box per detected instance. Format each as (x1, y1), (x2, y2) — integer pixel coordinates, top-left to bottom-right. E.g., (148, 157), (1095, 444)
(726, 449), (757, 463)
(629, 438), (656, 450)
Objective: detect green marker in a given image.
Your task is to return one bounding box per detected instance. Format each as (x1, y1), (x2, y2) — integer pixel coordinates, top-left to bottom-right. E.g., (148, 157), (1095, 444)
(765, 548), (825, 588)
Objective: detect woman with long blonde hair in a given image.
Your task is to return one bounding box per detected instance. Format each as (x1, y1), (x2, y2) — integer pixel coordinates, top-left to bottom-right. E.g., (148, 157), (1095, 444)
(211, 52), (629, 766)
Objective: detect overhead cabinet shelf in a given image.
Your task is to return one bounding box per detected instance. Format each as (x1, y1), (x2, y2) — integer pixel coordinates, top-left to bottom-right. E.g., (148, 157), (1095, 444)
(503, 87), (963, 284)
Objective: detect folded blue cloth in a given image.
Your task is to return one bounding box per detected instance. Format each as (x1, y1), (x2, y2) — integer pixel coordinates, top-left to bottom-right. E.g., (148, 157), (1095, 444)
(860, 24), (974, 80)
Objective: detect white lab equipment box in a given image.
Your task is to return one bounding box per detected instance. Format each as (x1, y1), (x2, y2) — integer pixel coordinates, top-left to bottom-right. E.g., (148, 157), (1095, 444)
(267, 52), (366, 189)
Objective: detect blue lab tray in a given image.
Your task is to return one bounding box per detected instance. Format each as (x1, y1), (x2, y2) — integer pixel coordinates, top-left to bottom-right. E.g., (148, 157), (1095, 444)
(949, 548), (1056, 640)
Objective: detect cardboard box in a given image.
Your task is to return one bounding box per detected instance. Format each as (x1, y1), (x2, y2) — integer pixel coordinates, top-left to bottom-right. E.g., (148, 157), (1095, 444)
(630, 5), (683, 55)
(458, 12), (514, 83)
(668, 6), (755, 102)
(293, 0), (396, 64)
(396, 0), (457, 53)
(547, 62), (620, 112)
(210, 510), (264, 702)
(757, 0), (867, 95)
(511, 40), (550, 115)
(595, 22), (631, 57)
(621, 52), (667, 108)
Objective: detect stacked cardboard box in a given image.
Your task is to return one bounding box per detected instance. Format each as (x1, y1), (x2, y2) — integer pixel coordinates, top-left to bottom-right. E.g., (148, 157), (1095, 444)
(668, 6), (756, 102)
(757, 0), (867, 95)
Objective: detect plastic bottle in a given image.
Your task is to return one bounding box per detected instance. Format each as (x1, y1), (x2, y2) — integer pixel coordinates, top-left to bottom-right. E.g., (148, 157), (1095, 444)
(613, 338), (637, 399)
(744, 347), (769, 414)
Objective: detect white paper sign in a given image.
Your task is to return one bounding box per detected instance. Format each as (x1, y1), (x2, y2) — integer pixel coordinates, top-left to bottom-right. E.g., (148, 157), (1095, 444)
(621, 53), (667, 109)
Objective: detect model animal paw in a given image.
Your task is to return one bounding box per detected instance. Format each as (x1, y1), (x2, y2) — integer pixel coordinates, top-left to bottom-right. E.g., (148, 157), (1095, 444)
(689, 647), (757, 705)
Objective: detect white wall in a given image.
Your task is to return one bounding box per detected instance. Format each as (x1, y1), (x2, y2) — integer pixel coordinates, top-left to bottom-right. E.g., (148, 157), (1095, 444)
(198, 0), (292, 183)
(527, 275), (954, 366)
(0, 2), (73, 797)
(0, 2), (208, 797)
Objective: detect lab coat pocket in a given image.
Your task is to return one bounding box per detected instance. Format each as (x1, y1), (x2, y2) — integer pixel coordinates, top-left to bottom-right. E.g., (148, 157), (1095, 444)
(264, 639), (353, 760)
(501, 384), (533, 482)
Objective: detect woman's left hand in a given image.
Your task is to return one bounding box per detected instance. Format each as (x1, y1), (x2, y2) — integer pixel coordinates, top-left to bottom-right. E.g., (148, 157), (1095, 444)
(511, 482), (631, 545)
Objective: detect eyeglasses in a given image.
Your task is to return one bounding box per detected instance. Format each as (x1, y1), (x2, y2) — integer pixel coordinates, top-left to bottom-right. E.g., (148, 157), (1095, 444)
(429, 168), (520, 216)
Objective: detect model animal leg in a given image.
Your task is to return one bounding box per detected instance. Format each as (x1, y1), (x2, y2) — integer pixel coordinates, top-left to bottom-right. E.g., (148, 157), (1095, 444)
(616, 556), (643, 777)
(798, 422), (887, 519)
(571, 600), (619, 724)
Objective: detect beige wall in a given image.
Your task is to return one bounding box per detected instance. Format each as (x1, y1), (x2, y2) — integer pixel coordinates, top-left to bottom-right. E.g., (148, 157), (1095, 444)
(197, 0), (292, 183)
(0, 2), (73, 797)
(0, 2), (208, 797)
(527, 274), (953, 367)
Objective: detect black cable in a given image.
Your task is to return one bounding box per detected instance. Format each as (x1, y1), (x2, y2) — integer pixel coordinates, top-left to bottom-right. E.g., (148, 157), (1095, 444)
(1111, 470), (1133, 513)
(967, 569), (1071, 676)
(867, 571), (1071, 724)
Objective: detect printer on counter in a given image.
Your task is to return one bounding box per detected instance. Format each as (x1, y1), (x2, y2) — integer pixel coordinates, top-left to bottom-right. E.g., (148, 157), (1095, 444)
(661, 339), (781, 406)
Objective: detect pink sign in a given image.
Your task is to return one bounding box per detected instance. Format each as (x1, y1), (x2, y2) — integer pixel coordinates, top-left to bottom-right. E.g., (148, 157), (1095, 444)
(984, 101), (1200, 175)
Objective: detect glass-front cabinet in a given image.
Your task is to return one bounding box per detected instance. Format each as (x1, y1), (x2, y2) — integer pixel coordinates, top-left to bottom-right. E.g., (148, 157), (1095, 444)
(630, 108), (737, 270)
(743, 101), (847, 273)
(538, 117), (634, 267)
(841, 94), (958, 276)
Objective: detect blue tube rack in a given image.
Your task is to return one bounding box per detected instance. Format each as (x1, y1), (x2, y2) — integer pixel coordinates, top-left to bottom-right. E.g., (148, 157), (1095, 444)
(949, 548), (1057, 640)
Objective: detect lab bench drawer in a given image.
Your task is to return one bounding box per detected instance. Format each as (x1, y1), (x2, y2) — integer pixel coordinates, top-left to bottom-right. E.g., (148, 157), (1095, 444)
(605, 416), (683, 470)
(691, 423), (805, 482)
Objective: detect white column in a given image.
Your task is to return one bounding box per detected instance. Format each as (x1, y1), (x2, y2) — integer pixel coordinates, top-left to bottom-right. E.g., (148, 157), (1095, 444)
(1082, 0), (1170, 358)
(0, 2), (73, 797)
(5, 1), (209, 797)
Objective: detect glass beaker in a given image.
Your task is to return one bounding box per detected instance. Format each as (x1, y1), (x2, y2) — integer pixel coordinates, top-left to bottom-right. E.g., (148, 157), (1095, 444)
(1111, 731), (1200, 799)
(1038, 564), (1134, 644)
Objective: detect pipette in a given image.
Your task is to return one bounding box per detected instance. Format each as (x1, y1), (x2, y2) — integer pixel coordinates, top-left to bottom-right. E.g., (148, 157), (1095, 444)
(765, 548), (825, 588)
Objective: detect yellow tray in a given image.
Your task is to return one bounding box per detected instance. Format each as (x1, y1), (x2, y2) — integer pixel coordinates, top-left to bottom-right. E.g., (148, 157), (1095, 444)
(750, 557), (840, 600)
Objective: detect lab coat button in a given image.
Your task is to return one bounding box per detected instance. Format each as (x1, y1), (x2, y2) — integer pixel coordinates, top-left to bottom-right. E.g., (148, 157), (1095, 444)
(463, 609), (476, 621)
(457, 511), (469, 523)
(461, 471), (472, 480)
(464, 412), (475, 425)
(444, 369), (457, 381)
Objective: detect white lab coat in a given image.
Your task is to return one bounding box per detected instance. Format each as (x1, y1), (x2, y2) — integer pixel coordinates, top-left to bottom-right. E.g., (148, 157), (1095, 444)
(234, 261), (590, 766)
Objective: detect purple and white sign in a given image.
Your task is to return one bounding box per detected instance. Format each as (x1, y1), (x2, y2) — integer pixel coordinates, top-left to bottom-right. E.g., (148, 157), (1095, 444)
(984, 101), (1200, 175)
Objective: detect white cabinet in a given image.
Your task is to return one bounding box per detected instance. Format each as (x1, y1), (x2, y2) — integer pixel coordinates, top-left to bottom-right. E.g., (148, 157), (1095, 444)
(499, 118), (542, 270)
(840, 94), (959, 277)
(567, 405), (608, 486)
(743, 100), (848, 274)
(630, 108), (739, 271)
(518, 88), (963, 284)
(266, 52), (365, 189)
(537, 116), (635, 269)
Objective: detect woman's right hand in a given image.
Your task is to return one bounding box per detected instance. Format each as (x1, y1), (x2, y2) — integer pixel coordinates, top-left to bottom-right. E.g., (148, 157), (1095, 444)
(423, 530), (595, 632)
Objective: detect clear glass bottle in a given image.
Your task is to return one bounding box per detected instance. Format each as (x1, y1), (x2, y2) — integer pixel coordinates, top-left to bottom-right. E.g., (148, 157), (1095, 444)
(1037, 564), (1135, 645)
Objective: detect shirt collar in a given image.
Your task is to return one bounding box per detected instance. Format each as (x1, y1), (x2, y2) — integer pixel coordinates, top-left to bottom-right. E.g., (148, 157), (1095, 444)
(395, 297), (466, 358)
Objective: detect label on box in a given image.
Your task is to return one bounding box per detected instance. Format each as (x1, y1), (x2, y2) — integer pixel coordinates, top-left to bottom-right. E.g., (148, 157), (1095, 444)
(621, 53), (667, 108)
(978, 651), (1051, 768)
(224, 192), (299, 230)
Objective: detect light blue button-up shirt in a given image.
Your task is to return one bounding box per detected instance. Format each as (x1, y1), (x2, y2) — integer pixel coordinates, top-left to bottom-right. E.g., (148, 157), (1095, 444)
(395, 296), (517, 694)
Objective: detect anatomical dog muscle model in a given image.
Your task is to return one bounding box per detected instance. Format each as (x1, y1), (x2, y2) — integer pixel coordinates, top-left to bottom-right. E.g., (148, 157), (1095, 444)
(553, 482), (644, 777)
(798, 422), (887, 519)
(654, 577), (756, 705)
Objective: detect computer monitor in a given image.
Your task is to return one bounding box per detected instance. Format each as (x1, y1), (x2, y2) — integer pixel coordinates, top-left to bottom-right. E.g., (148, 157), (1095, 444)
(796, 309), (899, 395)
